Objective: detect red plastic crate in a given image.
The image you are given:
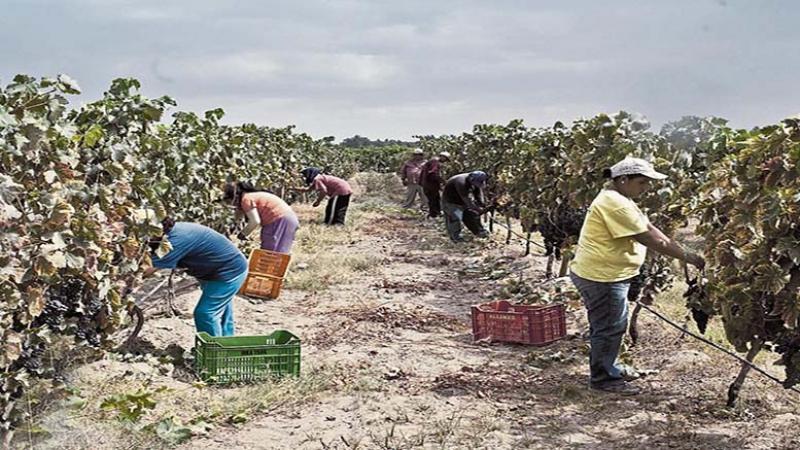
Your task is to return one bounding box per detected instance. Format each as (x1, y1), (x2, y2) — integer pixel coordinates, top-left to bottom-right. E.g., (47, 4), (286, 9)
(471, 300), (566, 345)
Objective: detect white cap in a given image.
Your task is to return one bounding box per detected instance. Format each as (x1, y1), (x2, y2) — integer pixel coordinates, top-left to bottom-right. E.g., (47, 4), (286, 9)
(438, 151), (451, 158)
(412, 148), (424, 155)
(610, 157), (667, 180)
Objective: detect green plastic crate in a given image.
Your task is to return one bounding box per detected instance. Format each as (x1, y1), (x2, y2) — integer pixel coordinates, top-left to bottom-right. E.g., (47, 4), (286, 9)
(194, 331), (301, 384)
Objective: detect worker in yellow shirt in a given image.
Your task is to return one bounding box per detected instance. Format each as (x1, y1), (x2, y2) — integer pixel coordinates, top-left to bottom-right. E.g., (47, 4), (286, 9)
(570, 157), (704, 395)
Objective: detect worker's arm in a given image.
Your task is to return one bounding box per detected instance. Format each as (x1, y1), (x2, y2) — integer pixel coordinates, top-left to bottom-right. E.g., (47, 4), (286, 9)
(237, 207), (261, 240)
(455, 179), (480, 212)
(474, 187), (487, 209)
(633, 224), (704, 268)
(312, 190), (326, 207)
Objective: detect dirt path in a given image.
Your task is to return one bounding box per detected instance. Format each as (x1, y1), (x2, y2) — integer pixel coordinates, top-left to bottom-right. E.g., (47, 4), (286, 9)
(31, 174), (800, 449)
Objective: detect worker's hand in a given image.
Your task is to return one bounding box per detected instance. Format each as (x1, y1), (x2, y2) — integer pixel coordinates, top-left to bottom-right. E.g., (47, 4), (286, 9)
(686, 252), (705, 270)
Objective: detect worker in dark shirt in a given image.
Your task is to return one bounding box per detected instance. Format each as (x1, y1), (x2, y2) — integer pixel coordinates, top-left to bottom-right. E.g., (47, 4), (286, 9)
(419, 151), (451, 218)
(146, 219), (248, 336)
(441, 171), (490, 242)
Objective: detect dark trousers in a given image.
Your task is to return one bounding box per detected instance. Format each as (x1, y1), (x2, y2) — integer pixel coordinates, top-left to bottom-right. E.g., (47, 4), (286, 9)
(324, 194), (350, 225)
(462, 209), (485, 235)
(423, 186), (441, 217)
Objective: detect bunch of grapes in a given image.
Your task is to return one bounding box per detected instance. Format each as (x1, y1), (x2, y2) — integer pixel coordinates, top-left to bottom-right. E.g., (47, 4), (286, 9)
(774, 334), (800, 387)
(18, 343), (46, 373)
(536, 206), (587, 258)
(627, 263), (649, 302)
(683, 275), (711, 334)
(32, 277), (104, 347)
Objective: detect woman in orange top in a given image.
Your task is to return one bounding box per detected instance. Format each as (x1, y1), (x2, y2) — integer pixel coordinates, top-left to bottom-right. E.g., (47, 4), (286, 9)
(223, 182), (299, 254)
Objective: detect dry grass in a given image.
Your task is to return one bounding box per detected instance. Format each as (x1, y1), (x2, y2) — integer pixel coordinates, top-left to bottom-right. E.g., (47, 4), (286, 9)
(32, 364), (341, 450)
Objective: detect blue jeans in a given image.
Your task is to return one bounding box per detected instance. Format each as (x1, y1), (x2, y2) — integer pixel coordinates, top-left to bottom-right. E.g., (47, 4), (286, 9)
(195, 271), (247, 336)
(570, 272), (631, 385)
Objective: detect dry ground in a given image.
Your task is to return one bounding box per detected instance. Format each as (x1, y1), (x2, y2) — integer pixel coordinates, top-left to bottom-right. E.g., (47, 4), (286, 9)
(18, 173), (800, 450)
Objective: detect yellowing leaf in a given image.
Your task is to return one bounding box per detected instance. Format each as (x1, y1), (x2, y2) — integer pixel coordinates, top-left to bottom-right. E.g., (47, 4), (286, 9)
(47, 202), (74, 229)
(2, 331), (23, 366)
(26, 286), (46, 318)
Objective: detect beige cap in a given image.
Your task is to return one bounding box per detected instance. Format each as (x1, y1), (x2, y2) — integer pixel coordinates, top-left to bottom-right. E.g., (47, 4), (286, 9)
(438, 151), (451, 158)
(610, 157), (667, 180)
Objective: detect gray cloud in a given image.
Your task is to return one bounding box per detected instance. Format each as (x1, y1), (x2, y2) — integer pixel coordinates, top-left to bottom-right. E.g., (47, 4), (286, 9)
(1, 0), (798, 139)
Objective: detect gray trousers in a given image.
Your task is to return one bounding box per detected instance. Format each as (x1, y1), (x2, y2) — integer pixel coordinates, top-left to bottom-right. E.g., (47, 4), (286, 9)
(403, 183), (427, 209)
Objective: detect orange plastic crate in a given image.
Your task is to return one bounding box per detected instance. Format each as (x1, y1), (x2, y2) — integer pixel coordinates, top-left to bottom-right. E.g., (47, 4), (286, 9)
(239, 273), (284, 299)
(471, 300), (566, 345)
(238, 249), (292, 299)
(247, 249), (291, 278)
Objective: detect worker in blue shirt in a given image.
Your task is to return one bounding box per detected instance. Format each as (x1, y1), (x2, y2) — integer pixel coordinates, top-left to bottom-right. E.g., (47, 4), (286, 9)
(146, 219), (248, 336)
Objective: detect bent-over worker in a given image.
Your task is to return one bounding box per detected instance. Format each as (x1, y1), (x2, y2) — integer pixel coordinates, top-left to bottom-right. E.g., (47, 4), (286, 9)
(147, 219), (248, 337)
(223, 181), (299, 253)
(296, 167), (353, 225)
(441, 171), (490, 242)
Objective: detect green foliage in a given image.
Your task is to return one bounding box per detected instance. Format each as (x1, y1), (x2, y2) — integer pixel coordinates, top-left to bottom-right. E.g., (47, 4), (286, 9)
(100, 389), (159, 422)
(339, 135), (414, 149)
(152, 417), (194, 444)
(339, 144), (411, 173)
(695, 118), (800, 385)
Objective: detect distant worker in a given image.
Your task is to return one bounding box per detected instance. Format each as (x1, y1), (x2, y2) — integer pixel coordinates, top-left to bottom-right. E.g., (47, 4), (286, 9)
(399, 148), (427, 210)
(146, 219), (248, 337)
(441, 171), (490, 242)
(295, 167), (353, 225)
(419, 151), (451, 218)
(570, 157), (705, 395)
(222, 181), (299, 254)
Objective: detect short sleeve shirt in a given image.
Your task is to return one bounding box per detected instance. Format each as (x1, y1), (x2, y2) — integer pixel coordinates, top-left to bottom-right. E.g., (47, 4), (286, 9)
(152, 222), (248, 282)
(570, 189), (649, 282)
(313, 175), (353, 197)
(241, 192), (295, 225)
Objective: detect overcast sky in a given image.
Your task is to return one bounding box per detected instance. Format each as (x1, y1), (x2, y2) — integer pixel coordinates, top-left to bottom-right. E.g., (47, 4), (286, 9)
(2, 0), (798, 140)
